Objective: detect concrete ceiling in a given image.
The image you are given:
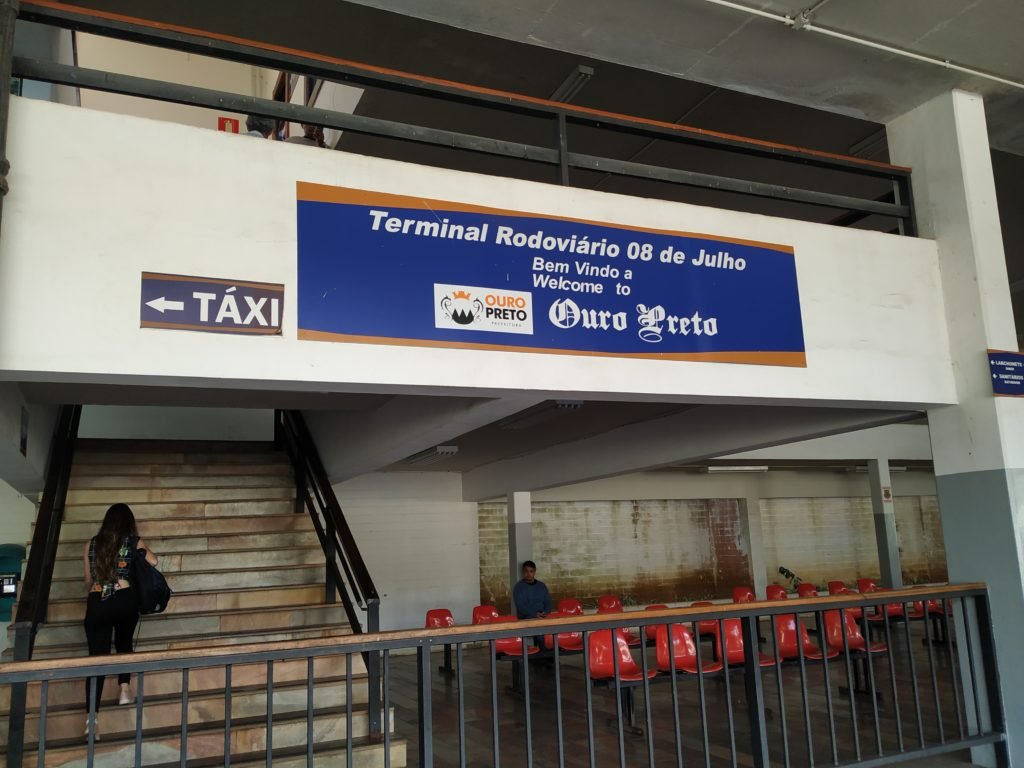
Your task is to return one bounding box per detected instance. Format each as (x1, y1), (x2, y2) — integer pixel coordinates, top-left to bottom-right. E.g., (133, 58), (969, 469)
(340, 0), (1024, 155)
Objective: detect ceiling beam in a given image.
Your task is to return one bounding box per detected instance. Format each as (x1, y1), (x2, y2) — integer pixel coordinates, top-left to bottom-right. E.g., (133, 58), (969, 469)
(307, 394), (544, 483)
(461, 404), (919, 501)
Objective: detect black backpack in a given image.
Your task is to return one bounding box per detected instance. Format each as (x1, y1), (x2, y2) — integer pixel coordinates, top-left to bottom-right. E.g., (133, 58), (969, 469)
(131, 542), (172, 615)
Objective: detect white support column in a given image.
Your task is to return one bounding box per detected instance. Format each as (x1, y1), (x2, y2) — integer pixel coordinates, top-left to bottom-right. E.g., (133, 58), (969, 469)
(889, 89), (1023, 767)
(740, 497), (768, 598)
(867, 459), (902, 589)
(507, 492), (532, 604)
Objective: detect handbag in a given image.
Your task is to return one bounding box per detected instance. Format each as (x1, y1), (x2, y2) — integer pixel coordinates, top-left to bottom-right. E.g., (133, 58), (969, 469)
(131, 541), (172, 615)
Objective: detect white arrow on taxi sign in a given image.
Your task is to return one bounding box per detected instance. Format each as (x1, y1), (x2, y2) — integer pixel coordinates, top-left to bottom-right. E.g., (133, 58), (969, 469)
(145, 296), (185, 313)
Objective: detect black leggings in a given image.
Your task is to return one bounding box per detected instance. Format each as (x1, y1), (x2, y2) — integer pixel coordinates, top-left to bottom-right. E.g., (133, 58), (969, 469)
(83, 589), (139, 712)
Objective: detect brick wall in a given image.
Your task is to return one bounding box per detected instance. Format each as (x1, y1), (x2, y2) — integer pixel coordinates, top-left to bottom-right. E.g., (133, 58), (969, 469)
(478, 498), (750, 611)
(762, 495), (947, 589)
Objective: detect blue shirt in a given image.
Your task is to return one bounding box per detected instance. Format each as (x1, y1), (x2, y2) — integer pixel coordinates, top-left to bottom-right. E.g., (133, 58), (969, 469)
(513, 579), (552, 619)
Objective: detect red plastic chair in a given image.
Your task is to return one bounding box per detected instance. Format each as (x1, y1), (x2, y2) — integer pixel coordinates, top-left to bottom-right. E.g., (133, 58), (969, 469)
(713, 619), (775, 667)
(558, 598), (584, 616)
(489, 618), (540, 659)
(824, 610), (888, 654)
(472, 605), (500, 625)
(765, 585), (788, 601)
(655, 624), (723, 674)
(644, 604), (669, 639)
(732, 586), (756, 603)
(690, 601), (719, 636)
(542, 611), (585, 652)
(597, 595), (623, 613)
(826, 582), (863, 619)
(774, 613), (839, 661)
(857, 578), (905, 620)
(588, 630), (656, 682)
(796, 583), (819, 598)
(425, 608), (456, 629)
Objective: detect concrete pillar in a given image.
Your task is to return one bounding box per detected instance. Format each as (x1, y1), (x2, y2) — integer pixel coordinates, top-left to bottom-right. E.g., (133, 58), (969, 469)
(889, 89), (1023, 767)
(867, 459), (902, 588)
(739, 497), (768, 598)
(507, 491), (532, 597)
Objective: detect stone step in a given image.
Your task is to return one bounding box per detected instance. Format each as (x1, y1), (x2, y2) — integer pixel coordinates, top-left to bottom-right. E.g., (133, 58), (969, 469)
(12, 703), (392, 767)
(67, 474), (293, 491)
(56, 514), (311, 543)
(62, 486), (295, 505)
(28, 603), (350, 649)
(1, 674), (367, 744)
(48, 544), (323, 579)
(61, 500), (296, 523)
(71, 463), (291, 477)
(52, 530), (319, 559)
(0, 654), (363, 712)
(44, 583), (326, 622)
(226, 739), (406, 768)
(26, 622), (354, 660)
(48, 563), (327, 600)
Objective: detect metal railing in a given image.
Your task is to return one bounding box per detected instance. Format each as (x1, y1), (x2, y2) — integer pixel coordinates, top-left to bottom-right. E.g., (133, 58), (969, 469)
(274, 408), (382, 737)
(0, 583), (1006, 767)
(8, 1), (917, 235)
(5, 403), (81, 767)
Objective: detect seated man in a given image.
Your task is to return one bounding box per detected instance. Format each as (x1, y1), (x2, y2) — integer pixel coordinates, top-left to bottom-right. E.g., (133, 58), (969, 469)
(513, 560), (552, 619)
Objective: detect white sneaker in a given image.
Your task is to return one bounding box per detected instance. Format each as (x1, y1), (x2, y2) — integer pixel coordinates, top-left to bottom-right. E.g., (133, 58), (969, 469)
(84, 718), (101, 741)
(118, 688), (133, 706)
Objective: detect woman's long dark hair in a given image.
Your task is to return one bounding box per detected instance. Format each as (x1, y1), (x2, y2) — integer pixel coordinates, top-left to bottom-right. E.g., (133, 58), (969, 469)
(94, 503), (138, 583)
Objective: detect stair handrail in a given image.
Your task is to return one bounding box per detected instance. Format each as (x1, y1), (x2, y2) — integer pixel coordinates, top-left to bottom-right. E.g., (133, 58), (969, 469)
(275, 410), (380, 628)
(6, 403), (81, 768)
(10, 403), (82, 661)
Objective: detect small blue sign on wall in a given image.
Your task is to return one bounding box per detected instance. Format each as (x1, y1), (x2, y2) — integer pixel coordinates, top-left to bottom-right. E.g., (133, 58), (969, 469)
(140, 272), (284, 335)
(988, 349), (1024, 397)
(296, 183), (806, 367)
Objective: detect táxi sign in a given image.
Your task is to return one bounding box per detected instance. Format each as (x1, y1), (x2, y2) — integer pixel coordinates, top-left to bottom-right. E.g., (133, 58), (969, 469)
(296, 183), (806, 366)
(140, 273), (283, 335)
(988, 349), (1024, 397)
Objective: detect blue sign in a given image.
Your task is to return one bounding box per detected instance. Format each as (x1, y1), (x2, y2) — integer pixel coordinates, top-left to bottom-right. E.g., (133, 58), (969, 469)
(988, 350), (1024, 397)
(141, 273), (284, 335)
(297, 183), (806, 366)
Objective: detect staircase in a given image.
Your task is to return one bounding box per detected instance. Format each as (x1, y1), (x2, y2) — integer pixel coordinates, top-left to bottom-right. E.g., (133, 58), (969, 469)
(1, 439), (405, 768)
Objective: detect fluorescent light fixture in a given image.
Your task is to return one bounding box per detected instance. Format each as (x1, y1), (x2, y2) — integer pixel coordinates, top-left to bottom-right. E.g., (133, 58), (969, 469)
(704, 465), (769, 473)
(404, 445), (459, 466)
(549, 65), (594, 103)
(497, 400), (584, 430)
(849, 465), (908, 473)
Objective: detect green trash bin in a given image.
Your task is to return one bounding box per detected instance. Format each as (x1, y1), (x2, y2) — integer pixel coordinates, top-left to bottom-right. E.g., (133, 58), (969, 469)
(0, 543), (26, 623)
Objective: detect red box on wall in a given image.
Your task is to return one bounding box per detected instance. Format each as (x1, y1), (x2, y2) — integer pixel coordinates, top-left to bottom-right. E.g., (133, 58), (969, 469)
(218, 116), (240, 133)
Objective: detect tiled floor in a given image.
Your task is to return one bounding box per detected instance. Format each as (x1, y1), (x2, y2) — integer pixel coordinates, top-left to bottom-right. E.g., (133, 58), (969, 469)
(385, 618), (982, 767)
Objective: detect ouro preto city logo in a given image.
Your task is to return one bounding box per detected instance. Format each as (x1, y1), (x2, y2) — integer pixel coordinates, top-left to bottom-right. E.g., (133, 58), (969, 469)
(440, 289), (483, 325)
(434, 283), (534, 335)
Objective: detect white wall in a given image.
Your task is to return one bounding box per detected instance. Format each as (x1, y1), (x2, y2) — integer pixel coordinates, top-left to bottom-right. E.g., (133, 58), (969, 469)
(334, 472), (479, 630)
(78, 406), (274, 441)
(75, 34), (276, 131)
(0, 97), (954, 409)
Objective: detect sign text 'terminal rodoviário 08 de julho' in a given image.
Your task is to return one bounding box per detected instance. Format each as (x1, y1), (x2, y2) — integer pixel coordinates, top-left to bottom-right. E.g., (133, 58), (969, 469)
(296, 183), (806, 367)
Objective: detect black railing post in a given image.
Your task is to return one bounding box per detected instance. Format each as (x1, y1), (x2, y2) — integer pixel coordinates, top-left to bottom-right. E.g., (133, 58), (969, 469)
(293, 462), (306, 515)
(556, 112), (569, 186)
(742, 614), (771, 768)
(974, 592), (1010, 767)
(5, 622), (32, 768)
(0, 0), (19, 239)
(366, 601), (383, 739)
(324, 518), (338, 604)
(418, 640), (434, 768)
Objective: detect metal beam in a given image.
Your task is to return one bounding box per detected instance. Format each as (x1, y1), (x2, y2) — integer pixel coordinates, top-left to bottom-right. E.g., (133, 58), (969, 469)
(11, 57), (560, 165)
(568, 152), (911, 217)
(0, 0), (20, 226)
